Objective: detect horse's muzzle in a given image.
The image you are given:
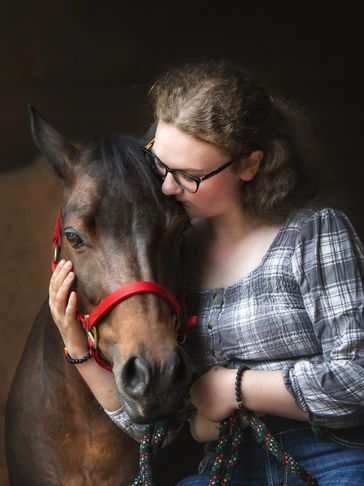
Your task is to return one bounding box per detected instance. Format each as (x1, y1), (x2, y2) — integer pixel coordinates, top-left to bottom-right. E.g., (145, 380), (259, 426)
(118, 347), (192, 423)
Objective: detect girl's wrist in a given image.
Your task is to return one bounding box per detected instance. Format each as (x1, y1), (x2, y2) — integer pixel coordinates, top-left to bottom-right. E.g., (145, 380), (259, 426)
(225, 368), (240, 412)
(63, 340), (89, 359)
(235, 366), (250, 410)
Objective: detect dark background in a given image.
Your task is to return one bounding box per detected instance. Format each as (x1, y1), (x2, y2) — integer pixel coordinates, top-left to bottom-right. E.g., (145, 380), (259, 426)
(1, 1), (363, 484)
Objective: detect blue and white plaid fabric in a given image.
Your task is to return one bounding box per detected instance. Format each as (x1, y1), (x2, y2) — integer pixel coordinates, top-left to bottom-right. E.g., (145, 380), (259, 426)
(184, 208), (364, 429)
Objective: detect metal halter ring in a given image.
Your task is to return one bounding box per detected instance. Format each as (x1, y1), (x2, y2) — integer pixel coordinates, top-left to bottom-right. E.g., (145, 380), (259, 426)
(53, 243), (60, 263)
(86, 326), (98, 350)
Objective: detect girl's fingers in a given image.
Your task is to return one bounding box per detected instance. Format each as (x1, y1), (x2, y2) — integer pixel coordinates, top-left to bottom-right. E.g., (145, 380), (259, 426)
(49, 260), (73, 303)
(49, 259), (65, 299)
(54, 259), (66, 274)
(65, 291), (77, 321)
(54, 272), (75, 315)
(49, 262), (80, 338)
(64, 292), (80, 330)
(50, 260), (73, 295)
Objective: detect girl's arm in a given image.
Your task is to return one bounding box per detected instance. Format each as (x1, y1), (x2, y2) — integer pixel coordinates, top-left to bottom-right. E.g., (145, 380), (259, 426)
(189, 366), (308, 423)
(49, 259), (121, 412)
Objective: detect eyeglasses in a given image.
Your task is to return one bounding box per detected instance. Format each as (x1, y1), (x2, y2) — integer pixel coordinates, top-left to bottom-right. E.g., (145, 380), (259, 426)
(143, 138), (246, 193)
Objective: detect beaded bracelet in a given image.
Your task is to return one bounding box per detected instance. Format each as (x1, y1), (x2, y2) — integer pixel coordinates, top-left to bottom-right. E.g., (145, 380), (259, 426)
(235, 366), (250, 410)
(64, 347), (91, 364)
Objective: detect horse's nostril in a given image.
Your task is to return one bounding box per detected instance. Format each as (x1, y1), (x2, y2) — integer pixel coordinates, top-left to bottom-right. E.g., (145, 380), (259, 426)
(121, 349), (192, 404)
(165, 349), (190, 385)
(122, 356), (151, 399)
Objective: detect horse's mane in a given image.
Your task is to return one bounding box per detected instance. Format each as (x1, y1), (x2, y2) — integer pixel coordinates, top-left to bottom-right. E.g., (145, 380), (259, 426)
(81, 133), (163, 205)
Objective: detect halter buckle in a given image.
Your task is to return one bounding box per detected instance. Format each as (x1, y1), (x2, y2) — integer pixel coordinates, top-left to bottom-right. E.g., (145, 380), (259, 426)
(86, 325), (98, 350)
(53, 243), (60, 264)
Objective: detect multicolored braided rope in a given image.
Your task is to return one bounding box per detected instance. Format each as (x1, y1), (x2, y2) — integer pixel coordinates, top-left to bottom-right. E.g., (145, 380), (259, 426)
(131, 412), (318, 486)
(207, 418), (232, 485)
(240, 409), (318, 486)
(132, 423), (168, 486)
(207, 409), (318, 486)
(131, 412), (318, 485)
(208, 412), (245, 486)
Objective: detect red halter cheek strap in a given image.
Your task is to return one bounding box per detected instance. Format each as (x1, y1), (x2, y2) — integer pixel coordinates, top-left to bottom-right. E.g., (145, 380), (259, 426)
(52, 210), (62, 273)
(51, 212), (198, 372)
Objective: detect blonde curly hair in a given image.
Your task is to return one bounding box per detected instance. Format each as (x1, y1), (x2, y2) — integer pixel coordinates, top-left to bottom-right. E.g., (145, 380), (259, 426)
(149, 60), (317, 222)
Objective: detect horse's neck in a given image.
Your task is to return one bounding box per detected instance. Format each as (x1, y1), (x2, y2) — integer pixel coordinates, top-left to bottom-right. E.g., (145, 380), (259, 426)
(6, 297), (138, 485)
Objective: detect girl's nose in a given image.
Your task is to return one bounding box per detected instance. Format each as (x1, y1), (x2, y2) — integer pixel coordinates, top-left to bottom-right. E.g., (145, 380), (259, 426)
(161, 172), (183, 196)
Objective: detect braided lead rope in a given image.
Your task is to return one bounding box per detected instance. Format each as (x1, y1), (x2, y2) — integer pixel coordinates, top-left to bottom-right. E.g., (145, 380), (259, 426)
(220, 413), (245, 485)
(207, 411), (318, 486)
(239, 410), (319, 486)
(151, 423), (168, 457)
(208, 417), (235, 485)
(207, 412), (244, 486)
(132, 423), (168, 486)
(132, 424), (153, 486)
(132, 413), (318, 486)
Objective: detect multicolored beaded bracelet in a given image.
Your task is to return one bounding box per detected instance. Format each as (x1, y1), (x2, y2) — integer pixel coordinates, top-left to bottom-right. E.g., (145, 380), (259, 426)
(64, 347), (91, 364)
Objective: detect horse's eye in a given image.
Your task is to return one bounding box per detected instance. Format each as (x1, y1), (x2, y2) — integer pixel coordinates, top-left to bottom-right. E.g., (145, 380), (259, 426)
(65, 230), (84, 248)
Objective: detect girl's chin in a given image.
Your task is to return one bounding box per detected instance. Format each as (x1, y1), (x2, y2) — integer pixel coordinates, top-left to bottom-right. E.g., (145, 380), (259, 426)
(183, 204), (201, 217)
(179, 201), (218, 219)
(185, 207), (213, 219)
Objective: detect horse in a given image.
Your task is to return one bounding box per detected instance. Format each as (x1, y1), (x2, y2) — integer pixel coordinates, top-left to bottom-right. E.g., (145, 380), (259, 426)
(5, 108), (202, 485)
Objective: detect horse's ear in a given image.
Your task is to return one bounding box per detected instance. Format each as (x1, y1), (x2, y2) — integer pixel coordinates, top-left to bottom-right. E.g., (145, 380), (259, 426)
(28, 105), (78, 180)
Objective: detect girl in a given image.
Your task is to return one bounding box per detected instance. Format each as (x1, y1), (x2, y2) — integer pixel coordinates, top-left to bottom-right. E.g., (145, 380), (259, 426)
(50, 60), (364, 484)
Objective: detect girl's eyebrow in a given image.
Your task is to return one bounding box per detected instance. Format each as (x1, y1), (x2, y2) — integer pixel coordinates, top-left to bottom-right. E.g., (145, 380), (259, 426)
(151, 148), (204, 175)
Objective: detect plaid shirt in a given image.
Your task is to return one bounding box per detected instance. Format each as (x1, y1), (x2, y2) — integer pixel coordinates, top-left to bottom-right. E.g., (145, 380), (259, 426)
(184, 208), (364, 429)
(105, 208), (364, 435)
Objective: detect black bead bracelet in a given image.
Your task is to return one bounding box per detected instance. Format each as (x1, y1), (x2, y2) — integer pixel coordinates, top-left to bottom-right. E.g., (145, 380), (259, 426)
(235, 366), (249, 410)
(64, 347), (92, 364)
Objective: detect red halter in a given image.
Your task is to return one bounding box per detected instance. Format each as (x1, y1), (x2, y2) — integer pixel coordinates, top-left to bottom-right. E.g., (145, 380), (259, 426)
(51, 211), (197, 371)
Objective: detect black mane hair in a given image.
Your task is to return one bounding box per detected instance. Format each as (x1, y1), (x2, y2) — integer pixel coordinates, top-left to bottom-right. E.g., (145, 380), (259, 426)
(81, 133), (164, 205)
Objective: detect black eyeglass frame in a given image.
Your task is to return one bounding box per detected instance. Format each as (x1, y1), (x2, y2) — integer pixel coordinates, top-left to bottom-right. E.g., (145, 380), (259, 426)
(143, 138), (247, 193)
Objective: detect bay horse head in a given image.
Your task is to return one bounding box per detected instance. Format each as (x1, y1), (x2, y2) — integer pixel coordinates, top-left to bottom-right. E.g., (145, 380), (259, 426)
(29, 106), (192, 424)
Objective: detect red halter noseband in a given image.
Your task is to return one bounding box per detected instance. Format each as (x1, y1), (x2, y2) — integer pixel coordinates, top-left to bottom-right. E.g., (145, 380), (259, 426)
(51, 211), (197, 371)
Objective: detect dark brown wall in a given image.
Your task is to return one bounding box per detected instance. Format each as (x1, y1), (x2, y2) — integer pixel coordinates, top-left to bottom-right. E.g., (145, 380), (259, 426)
(1, 1), (363, 484)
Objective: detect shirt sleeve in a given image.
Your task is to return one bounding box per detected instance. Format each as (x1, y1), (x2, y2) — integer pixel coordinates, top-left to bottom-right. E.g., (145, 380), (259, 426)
(103, 406), (184, 445)
(103, 407), (147, 442)
(284, 208), (364, 428)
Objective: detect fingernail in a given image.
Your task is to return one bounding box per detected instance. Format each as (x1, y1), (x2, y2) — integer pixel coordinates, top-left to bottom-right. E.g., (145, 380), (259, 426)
(59, 259), (66, 266)
(68, 272), (74, 279)
(65, 260), (72, 267)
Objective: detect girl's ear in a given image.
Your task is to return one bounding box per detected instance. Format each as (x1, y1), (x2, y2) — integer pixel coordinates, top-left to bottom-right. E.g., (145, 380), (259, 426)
(239, 150), (264, 181)
(28, 105), (78, 181)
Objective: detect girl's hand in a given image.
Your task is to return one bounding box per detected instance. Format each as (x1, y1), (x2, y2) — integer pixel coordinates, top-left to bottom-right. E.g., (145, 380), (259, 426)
(49, 259), (88, 356)
(188, 413), (220, 442)
(189, 366), (236, 422)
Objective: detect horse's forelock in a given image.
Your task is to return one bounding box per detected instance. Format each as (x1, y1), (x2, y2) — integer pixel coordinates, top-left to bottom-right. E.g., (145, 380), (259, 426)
(78, 134), (163, 206)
